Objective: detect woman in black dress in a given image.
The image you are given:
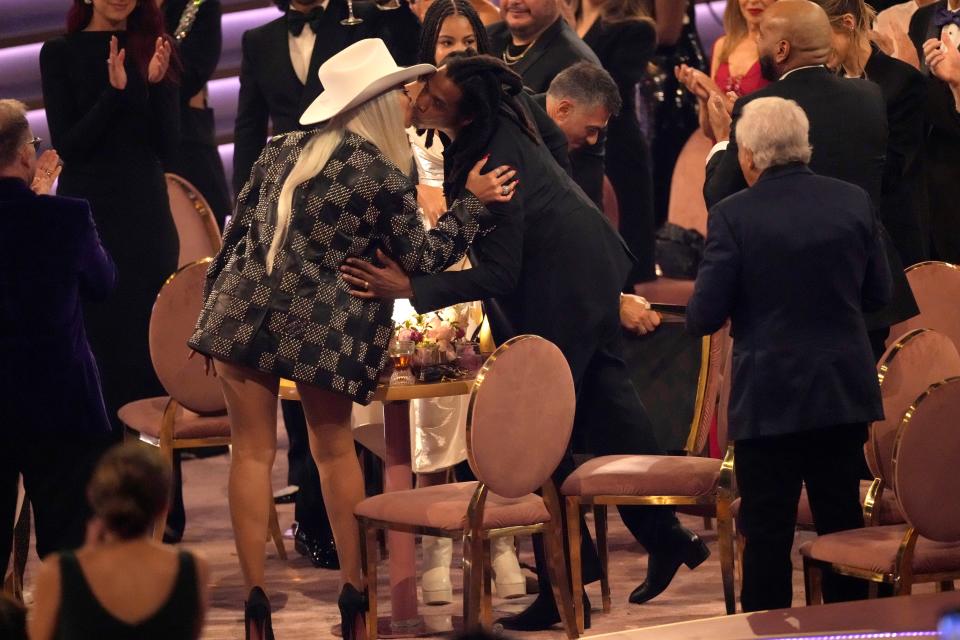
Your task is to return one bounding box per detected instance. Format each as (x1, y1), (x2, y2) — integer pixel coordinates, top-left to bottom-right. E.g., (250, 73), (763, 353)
(574, 0), (658, 283)
(161, 0), (233, 228)
(40, 0), (180, 434)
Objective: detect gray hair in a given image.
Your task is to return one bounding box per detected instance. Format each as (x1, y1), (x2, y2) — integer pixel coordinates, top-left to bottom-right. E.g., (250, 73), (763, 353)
(737, 97), (812, 172)
(0, 99), (30, 168)
(547, 62), (622, 117)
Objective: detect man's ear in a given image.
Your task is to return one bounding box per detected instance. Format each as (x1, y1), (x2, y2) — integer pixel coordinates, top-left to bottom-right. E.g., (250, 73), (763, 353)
(555, 98), (574, 120)
(776, 39), (791, 65)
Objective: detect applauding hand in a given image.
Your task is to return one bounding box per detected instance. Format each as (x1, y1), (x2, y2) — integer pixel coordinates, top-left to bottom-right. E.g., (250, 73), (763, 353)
(107, 35), (127, 90)
(147, 36), (172, 84)
(925, 33), (960, 85)
(31, 150), (63, 195)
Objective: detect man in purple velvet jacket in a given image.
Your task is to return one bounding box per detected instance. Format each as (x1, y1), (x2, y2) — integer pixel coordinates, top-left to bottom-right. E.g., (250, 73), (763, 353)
(0, 99), (116, 574)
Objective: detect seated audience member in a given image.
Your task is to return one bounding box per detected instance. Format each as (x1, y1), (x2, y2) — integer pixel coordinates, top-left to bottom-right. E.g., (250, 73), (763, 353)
(29, 443), (210, 640)
(675, 0), (776, 142)
(814, 0), (928, 267)
(911, 1), (960, 263)
(0, 99), (115, 576)
(687, 96), (892, 612)
(0, 595), (26, 640)
(702, 0), (918, 359)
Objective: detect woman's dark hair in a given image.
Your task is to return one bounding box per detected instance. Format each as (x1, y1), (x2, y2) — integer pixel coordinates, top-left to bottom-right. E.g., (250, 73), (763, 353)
(273, 0), (292, 9)
(441, 53), (539, 195)
(67, 0), (178, 82)
(87, 442), (171, 540)
(418, 0), (491, 65)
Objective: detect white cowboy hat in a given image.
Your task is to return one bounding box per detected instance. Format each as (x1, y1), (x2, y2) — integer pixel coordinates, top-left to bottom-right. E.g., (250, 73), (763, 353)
(300, 39), (436, 125)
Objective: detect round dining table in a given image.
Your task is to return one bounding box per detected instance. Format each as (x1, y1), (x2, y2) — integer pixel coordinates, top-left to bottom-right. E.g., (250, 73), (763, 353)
(279, 374), (476, 637)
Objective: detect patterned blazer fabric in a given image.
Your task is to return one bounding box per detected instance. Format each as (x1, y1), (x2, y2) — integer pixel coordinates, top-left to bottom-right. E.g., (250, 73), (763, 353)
(189, 130), (488, 403)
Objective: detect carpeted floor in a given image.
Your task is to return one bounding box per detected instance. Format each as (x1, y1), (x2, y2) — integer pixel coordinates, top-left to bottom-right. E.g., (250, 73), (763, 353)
(20, 436), (926, 639)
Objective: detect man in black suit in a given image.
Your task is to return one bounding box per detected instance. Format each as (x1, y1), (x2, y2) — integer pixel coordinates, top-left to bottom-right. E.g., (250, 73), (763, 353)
(909, 1), (960, 263)
(703, 0), (917, 357)
(689, 96), (892, 612)
(233, 0), (419, 569)
(232, 0), (420, 192)
(341, 57), (708, 630)
(1, 100), (116, 572)
(487, 0), (599, 93)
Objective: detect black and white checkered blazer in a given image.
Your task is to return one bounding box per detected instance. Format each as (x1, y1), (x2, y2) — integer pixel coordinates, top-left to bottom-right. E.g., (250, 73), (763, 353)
(189, 130), (488, 404)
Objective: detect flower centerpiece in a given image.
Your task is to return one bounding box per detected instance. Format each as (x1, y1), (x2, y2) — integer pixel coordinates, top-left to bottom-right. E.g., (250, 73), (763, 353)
(395, 304), (469, 364)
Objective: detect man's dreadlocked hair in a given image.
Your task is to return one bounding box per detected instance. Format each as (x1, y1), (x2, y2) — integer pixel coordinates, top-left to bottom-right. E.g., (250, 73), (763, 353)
(442, 54), (540, 197)
(417, 0), (491, 65)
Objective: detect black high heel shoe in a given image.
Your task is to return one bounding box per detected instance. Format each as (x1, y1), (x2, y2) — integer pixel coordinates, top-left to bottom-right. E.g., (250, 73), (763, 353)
(245, 586), (275, 640)
(338, 584), (368, 640)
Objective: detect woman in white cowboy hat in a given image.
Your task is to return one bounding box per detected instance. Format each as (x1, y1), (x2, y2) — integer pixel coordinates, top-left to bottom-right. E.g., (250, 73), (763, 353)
(188, 38), (516, 640)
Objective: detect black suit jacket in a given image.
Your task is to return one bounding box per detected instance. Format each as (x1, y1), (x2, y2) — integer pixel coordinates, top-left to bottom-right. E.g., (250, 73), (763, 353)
(909, 1), (960, 262)
(704, 66), (918, 329)
(487, 17), (600, 93)
(232, 1), (420, 193)
(863, 46), (928, 266)
(688, 165), (890, 440)
(0, 178), (117, 436)
(409, 113), (633, 382)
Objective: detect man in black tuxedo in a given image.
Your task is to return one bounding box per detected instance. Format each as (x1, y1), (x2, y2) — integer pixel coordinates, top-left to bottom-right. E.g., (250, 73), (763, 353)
(703, 0), (917, 357)
(688, 96), (892, 612)
(341, 57), (707, 631)
(232, 0), (419, 570)
(487, 0), (599, 93)
(909, 1), (960, 263)
(232, 0), (420, 192)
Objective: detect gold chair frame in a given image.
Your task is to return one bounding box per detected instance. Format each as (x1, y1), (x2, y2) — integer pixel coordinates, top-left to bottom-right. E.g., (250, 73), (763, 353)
(566, 331), (738, 632)
(802, 377), (960, 604)
(164, 172), (223, 267)
(357, 336), (578, 639)
(123, 259), (286, 559)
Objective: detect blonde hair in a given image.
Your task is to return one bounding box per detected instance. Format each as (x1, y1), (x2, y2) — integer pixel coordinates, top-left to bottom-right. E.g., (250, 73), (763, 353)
(267, 89), (412, 273)
(719, 0), (750, 64)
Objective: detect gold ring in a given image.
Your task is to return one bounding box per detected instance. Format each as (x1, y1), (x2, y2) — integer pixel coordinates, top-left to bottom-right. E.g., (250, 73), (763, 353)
(364, 280), (369, 289)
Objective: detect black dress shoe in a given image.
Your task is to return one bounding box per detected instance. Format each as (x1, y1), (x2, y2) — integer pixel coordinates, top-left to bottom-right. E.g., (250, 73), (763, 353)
(628, 528), (710, 605)
(294, 528), (340, 570)
(273, 485), (299, 504)
(495, 591), (590, 632)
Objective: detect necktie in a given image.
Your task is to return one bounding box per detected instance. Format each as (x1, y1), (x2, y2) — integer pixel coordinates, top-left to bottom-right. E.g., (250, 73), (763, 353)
(932, 6), (960, 30)
(287, 7), (324, 37)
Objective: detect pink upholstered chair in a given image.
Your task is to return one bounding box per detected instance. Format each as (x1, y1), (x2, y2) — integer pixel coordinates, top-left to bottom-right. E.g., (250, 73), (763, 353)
(117, 259), (285, 558)
(801, 376), (960, 601)
(886, 261), (960, 351)
(354, 335), (579, 639)
(561, 324), (736, 630)
(165, 173), (223, 268)
(602, 175), (620, 230)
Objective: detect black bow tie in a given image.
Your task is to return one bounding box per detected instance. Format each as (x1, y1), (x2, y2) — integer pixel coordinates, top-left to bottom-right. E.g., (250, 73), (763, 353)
(287, 7), (324, 36)
(933, 6), (960, 30)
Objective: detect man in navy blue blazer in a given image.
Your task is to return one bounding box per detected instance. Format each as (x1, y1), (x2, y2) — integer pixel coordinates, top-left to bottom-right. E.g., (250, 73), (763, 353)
(687, 97), (892, 612)
(0, 99), (116, 574)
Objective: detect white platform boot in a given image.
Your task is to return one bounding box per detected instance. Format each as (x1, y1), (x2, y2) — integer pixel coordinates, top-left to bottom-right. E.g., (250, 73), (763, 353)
(421, 535), (454, 605)
(492, 536), (526, 599)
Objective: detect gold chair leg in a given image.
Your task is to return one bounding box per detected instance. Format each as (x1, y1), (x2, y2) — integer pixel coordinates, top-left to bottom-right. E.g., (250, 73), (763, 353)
(703, 516), (714, 531)
(268, 504), (287, 560)
(593, 504), (611, 615)
(735, 531), (744, 585)
(566, 498), (584, 634)
(462, 530), (484, 633)
(716, 504), (736, 615)
(803, 558), (824, 606)
(543, 484), (577, 640)
(482, 538), (493, 628)
(360, 521), (378, 640)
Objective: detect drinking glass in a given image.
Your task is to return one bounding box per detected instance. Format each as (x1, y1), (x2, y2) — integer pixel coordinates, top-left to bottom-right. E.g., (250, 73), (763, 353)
(341, 0), (364, 25)
(389, 340), (415, 386)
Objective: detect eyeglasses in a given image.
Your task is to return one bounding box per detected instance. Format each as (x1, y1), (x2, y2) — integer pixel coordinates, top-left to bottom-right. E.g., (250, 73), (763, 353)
(27, 136), (42, 151)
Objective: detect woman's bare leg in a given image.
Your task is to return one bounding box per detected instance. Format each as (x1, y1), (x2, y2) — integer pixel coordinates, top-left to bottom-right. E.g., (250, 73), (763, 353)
(296, 383), (364, 587)
(216, 360), (280, 591)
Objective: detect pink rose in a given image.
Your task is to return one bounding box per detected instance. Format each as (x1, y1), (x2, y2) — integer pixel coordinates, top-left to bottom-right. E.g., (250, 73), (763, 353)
(430, 324), (456, 343)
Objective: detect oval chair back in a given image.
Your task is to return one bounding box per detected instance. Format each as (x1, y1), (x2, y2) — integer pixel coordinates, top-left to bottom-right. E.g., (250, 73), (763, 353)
(148, 259), (226, 415)
(868, 329), (960, 486)
(888, 261), (960, 351)
(166, 173), (223, 267)
(466, 335), (575, 498)
(687, 323), (730, 455)
(893, 377), (960, 542)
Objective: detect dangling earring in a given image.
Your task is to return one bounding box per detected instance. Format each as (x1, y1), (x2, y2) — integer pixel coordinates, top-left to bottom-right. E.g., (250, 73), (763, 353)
(84, 0), (92, 4)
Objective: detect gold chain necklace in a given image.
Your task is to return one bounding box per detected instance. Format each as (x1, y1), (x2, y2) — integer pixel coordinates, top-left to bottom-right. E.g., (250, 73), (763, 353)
(502, 37), (538, 65)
